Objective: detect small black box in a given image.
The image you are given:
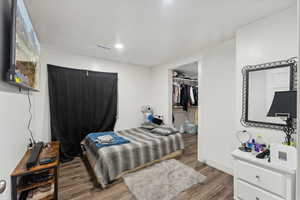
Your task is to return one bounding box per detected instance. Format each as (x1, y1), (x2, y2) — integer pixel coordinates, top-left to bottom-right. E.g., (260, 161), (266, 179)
(26, 142), (44, 169)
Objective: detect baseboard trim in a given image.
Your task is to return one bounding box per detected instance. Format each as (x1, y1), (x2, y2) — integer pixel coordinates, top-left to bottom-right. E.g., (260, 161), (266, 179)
(200, 159), (233, 175)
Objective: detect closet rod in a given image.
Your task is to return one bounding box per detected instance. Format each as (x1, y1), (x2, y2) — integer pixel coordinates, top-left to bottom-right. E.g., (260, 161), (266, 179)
(173, 77), (198, 82)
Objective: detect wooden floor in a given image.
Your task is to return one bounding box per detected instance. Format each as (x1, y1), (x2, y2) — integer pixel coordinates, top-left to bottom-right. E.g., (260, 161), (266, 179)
(58, 134), (233, 200)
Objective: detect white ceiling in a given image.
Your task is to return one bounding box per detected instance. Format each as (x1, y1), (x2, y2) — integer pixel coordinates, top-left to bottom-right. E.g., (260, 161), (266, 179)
(26, 0), (296, 67)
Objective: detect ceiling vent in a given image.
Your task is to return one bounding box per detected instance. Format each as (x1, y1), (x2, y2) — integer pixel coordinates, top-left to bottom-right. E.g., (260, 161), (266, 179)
(97, 44), (111, 50)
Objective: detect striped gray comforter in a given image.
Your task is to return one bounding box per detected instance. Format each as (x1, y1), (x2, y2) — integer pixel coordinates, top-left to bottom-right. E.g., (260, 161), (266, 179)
(82, 127), (184, 188)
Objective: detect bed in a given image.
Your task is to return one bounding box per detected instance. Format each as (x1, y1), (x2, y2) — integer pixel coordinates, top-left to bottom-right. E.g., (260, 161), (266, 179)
(81, 127), (184, 188)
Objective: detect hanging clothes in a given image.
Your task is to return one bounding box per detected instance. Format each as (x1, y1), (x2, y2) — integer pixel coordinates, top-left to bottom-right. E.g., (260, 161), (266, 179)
(173, 83), (181, 105)
(173, 76), (198, 111)
(172, 85), (176, 105)
(193, 87), (198, 106)
(190, 86), (195, 105)
(180, 84), (190, 111)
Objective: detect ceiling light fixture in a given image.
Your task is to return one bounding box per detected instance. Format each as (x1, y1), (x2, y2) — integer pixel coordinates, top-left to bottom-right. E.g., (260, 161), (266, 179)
(163, 0), (173, 5)
(115, 43), (124, 50)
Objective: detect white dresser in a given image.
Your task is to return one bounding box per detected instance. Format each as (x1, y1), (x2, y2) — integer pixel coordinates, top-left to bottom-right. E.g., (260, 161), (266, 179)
(231, 150), (296, 200)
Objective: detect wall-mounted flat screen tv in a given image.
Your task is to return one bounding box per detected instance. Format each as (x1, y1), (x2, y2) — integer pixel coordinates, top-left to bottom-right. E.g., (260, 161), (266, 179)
(7, 0), (40, 91)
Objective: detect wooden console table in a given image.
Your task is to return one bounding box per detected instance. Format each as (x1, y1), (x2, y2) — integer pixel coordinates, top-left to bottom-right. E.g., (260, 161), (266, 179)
(11, 141), (60, 200)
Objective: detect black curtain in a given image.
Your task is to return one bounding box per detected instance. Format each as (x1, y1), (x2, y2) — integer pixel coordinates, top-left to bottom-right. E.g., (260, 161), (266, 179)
(48, 65), (118, 158)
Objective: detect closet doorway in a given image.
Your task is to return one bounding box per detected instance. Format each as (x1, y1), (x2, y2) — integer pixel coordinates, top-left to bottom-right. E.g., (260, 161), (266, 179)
(172, 62), (198, 136)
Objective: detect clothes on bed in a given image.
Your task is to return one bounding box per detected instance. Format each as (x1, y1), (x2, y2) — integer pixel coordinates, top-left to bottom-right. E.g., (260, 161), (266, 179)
(146, 113), (155, 122)
(144, 114), (164, 125)
(152, 117), (163, 125)
(86, 131), (130, 148)
(82, 128), (184, 188)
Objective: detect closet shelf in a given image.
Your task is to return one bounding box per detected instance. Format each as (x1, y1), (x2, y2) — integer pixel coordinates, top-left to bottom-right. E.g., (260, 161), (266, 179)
(17, 179), (54, 193)
(173, 105), (198, 109)
(173, 77), (198, 87)
(173, 77), (198, 82)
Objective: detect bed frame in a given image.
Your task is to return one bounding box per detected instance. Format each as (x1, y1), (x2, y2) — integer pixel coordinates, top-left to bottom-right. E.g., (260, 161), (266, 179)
(116, 149), (183, 179)
(82, 147), (184, 188)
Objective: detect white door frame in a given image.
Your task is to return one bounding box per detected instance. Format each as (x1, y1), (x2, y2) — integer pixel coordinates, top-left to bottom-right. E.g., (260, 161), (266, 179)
(296, 1), (300, 199)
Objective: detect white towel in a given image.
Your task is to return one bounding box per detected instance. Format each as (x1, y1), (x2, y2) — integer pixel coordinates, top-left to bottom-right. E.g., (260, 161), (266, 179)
(97, 135), (113, 143)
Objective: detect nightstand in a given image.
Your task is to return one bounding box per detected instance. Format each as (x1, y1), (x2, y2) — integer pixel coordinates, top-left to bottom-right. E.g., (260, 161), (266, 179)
(231, 150), (296, 200)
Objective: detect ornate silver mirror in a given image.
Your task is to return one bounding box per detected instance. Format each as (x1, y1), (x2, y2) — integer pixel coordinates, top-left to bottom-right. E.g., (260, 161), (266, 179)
(241, 58), (297, 130)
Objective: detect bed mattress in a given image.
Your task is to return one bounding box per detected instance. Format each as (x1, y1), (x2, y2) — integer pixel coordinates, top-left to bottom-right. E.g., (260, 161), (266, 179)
(82, 127), (184, 188)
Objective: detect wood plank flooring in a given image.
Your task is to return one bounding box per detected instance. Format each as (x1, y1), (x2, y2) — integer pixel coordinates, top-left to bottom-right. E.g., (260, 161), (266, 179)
(58, 134), (233, 200)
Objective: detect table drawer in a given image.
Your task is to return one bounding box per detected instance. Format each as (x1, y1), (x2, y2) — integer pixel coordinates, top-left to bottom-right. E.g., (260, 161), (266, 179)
(235, 160), (286, 197)
(237, 180), (284, 200)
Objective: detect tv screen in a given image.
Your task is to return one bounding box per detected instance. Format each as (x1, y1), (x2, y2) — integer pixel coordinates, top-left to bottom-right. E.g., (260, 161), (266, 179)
(8, 0), (40, 91)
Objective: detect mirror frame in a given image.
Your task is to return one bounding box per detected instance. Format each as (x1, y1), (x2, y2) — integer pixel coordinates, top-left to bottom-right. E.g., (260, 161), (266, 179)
(241, 58), (297, 130)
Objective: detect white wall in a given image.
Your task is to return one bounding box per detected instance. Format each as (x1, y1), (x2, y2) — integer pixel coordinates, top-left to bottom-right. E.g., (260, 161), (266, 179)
(150, 6), (297, 175)
(236, 6), (297, 144)
(0, 91), (32, 199)
(34, 46), (152, 142)
(150, 66), (171, 124)
(0, 45), (152, 199)
(198, 39), (236, 174)
(199, 6), (297, 174)
(0, 0), (34, 199)
(150, 40), (236, 174)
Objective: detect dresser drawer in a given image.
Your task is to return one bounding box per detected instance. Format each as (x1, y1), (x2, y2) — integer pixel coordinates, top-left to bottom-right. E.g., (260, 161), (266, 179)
(237, 180), (284, 200)
(235, 160), (286, 197)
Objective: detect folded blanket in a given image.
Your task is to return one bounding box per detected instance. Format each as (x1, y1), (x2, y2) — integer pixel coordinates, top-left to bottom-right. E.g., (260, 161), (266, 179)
(150, 126), (178, 136)
(140, 122), (158, 130)
(87, 131), (130, 148)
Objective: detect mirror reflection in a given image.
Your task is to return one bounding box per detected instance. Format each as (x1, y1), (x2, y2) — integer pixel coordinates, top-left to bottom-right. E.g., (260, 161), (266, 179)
(248, 67), (290, 125)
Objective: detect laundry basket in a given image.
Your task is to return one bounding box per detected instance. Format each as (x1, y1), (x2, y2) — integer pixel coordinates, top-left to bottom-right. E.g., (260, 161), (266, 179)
(180, 119), (198, 134)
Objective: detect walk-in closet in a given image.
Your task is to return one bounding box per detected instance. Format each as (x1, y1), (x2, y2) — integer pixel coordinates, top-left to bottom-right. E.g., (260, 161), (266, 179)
(172, 62), (198, 135)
